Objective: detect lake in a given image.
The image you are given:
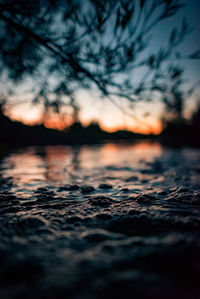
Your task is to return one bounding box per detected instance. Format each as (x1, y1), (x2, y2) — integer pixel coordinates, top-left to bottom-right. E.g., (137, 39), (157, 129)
(0, 142), (200, 298)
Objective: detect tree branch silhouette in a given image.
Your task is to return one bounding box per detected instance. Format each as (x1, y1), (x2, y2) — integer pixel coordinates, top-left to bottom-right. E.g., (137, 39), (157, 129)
(0, 0), (199, 122)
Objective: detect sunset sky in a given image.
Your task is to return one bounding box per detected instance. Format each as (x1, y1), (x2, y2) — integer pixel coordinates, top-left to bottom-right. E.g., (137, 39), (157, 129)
(4, 0), (200, 135)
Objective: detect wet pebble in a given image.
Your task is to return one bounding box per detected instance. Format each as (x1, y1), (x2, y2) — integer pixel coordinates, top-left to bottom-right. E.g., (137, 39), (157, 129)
(99, 183), (113, 189)
(121, 188), (130, 192)
(136, 195), (151, 204)
(88, 195), (114, 206)
(81, 185), (95, 194)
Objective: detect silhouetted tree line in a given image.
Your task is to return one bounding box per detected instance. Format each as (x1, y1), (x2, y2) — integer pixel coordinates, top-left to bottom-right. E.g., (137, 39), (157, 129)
(161, 106), (200, 146)
(0, 100), (199, 149)
(0, 103), (149, 149)
(159, 64), (200, 146)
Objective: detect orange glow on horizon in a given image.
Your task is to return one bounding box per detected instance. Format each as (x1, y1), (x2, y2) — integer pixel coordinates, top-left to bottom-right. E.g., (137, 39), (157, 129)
(99, 120), (162, 135)
(42, 114), (74, 131)
(6, 108), (162, 135)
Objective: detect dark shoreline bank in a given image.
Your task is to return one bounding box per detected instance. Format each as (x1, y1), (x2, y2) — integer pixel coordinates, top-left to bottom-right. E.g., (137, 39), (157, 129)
(1, 105), (200, 154)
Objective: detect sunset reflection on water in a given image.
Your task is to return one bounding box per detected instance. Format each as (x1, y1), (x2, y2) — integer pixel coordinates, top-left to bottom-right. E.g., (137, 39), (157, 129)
(0, 140), (200, 204)
(100, 142), (161, 166)
(1, 142), (161, 186)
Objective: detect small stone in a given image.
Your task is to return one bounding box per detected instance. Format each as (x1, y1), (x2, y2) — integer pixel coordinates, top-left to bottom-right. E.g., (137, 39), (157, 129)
(99, 183), (112, 189)
(88, 195), (114, 206)
(121, 188), (130, 192)
(81, 185), (95, 194)
(136, 195), (151, 204)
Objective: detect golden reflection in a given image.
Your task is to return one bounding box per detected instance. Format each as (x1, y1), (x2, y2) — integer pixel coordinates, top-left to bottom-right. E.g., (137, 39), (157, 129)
(100, 142), (162, 167)
(4, 150), (46, 184)
(131, 141), (161, 151)
(1, 142), (162, 185)
(44, 146), (73, 181)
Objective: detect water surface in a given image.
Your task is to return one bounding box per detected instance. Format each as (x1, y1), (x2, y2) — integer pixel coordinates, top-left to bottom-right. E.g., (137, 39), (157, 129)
(0, 142), (200, 299)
